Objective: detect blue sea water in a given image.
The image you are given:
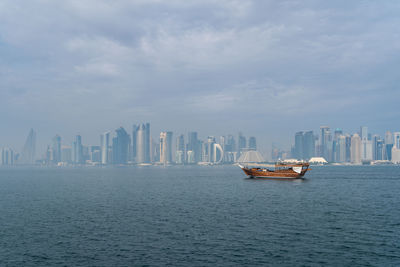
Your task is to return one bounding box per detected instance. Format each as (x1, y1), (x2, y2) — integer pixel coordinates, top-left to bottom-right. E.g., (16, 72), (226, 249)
(0, 165), (399, 266)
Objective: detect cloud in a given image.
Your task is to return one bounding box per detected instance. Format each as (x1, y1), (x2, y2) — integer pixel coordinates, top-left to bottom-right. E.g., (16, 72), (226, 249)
(0, 0), (399, 151)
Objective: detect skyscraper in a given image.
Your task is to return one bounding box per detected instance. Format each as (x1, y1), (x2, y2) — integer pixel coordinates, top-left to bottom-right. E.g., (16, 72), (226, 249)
(351, 133), (361, 164)
(20, 128), (36, 164)
(372, 135), (384, 161)
(134, 123), (151, 163)
(360, 126), (368, 141)
(187, 132), (200, 163)
(392, 132), (400, 163)
(319, 126), (331, 161)
(223, 135), (236, 163)
(248, 137), (257, 151)
(238, 133), (246, 156)
(337, 135), (347, 162)
(72, 135), (83, 164)
(160, 131), (173, 164)
(385, 131), (393, 160)
(303, 131), (315, 160)
(101, 131), (111, 164)
(175, 134), (185, 164)
(294, 131), (304, 160)
(1, 148), (14, 165)
(52, 135), (61, 164)
(394, 132), (400, 148)
(203, 136), (216, 163)
(112, 127), (130, 165)
(332, 129), (343, 162)
(361, 139), (373, 161)
(61, 146), (72, 163)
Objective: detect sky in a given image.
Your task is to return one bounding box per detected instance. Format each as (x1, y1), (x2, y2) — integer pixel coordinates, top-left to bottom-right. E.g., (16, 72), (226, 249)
(1, 0), (400, 156)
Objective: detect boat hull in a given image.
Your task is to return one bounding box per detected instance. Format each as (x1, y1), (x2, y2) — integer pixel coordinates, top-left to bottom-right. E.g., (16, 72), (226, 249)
(239, 163), (310, 179)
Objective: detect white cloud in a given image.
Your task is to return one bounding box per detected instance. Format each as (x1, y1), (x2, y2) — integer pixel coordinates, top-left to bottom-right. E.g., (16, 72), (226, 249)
(0, 0), (400, 149)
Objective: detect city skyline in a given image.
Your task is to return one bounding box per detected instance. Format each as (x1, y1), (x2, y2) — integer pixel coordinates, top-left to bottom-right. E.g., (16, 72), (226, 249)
(1, 122), (400, 166)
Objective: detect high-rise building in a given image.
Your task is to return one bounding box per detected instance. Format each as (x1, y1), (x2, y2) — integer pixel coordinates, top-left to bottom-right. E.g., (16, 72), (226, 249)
(238, 133), (246, 156)
(61, 146), (72, 163)
(224, 135), (236, 163)
(203, 136), (215, 163)
(372, 135), (384, 161)
(303, 131), (315, 160)
(385, 131), (393, 144)
(351, 133), (361, 164)
(52, 135), (62, 164)
(112, 127), (130, 165)
(385, 131), (393, 161)
(213, 143), (224, 163)
(20, 128), (36, 164)
(392, 132), (400, 163)
(175, 134), (185, 164)
(160, 131), (173, 164)
(152, 138), (160, 163)
(319, 126), (331, 161)
(90, 146), (101, 163)
(332, 129), (343, 162)
(337, 135), (347, 162)
(101, 131), (111, 164)
(201, 136), (223, 163)
(1, 148), (14, 165)
(134, 123), (151, 163)
(72, 135), (83, 164)
(361, 139), (373, 161)
(345, 135), (352, 162)
(394, 132), (400, 148)
(360, 126), (368, 141)
(248, 137), (257, 151)
(187, 150), (195, 164)
(294, 131), (304, 160)
(187, 132), (200, 163)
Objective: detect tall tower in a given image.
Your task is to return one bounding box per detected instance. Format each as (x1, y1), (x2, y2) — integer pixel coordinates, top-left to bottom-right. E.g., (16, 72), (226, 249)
(175, 134), (185, 164)
(112, 127), (130, 164)
(248, 137), (257, 151)
(351, 133), (361, 164)
(101, 131), (110, 164)
(337, 135), (346, 162)
(187, 132), (199, 163)
(72, 135), (83, 164)
(392, 132), (400, 163)
(303, 131), (315, 160)
(319, 126), (331, 161)
(238, 133), (246, 156)
(1, 148), (14, 165)
(294, 131), (304, 160)
(20, 128), (36, 164)
(52, 135), (62, 164)
(360, 126), (368, 141)
(134, 123), (151, 163)
(160, 131), (173, 164)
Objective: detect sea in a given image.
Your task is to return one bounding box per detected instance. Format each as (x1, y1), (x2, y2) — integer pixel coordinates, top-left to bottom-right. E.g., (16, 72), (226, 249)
(0, 165), (399, 266)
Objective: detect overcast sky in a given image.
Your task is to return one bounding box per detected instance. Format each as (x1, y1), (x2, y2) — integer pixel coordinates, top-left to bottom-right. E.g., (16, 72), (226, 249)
(1, 0), (400, 156)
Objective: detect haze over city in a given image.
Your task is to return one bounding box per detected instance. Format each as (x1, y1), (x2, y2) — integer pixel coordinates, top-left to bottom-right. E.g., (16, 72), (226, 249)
(1, 0), (400, 153)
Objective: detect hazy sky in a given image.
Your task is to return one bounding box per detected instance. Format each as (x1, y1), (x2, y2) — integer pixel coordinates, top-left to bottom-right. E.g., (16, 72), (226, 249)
(1, 0), (400, 155)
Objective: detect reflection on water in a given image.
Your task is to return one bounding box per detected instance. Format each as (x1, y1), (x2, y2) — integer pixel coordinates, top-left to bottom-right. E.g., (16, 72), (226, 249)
(0, 165), (399, 266)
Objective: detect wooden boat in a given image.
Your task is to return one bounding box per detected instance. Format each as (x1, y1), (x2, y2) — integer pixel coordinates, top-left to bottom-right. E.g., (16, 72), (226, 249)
(238, 162), (310, 179)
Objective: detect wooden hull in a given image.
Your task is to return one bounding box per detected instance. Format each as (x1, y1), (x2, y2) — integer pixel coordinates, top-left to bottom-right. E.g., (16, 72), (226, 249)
(239, 164), (310, 179)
